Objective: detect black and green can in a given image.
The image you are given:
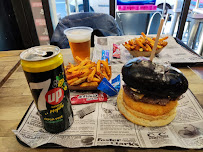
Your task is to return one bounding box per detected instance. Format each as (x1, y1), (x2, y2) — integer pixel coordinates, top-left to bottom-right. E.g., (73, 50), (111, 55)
(20, 45), (73, 133)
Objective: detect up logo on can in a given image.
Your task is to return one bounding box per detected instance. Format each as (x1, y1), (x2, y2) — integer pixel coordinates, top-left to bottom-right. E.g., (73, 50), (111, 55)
(45, 88), (64, 105)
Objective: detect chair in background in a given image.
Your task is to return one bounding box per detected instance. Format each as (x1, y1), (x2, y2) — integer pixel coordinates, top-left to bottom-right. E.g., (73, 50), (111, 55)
(50, 12), (123, 49)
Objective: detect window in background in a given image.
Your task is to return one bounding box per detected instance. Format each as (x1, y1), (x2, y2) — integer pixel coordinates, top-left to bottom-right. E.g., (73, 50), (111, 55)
(88, 0), (109, 14)
(162, 0), (183, 36)
(54, 0), (109, 19)
(190, 0), (203, 9)
(171, 0), (203, 56)
(157, 0), (202, 55)
(184, 0), (203, 55)
(55, 0), (67, 18)
(49, 0), (109, 29)
(115, 0), (178, 35)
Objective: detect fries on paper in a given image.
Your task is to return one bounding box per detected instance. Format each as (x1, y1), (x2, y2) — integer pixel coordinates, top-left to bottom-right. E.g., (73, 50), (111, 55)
(65, 57), (111, 90)
(123, 32), (168, 57)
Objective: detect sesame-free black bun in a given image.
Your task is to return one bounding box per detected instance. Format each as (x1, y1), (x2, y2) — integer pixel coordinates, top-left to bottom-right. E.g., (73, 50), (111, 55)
(122, 58), (188, 99)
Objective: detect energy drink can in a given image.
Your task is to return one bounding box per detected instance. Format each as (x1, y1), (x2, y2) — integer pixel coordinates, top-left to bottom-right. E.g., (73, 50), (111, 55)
(20, 45), (74, 133)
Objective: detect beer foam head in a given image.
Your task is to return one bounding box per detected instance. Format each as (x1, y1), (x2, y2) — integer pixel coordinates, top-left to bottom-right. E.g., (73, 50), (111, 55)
(64, 27), (93, 43)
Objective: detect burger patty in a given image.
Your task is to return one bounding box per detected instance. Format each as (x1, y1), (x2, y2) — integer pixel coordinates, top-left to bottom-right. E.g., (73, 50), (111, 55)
(123, 85), (177, 106)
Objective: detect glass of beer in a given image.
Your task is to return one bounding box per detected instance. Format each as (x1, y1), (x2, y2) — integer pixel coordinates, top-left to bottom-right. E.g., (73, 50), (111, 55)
(64, 27), (93, 60)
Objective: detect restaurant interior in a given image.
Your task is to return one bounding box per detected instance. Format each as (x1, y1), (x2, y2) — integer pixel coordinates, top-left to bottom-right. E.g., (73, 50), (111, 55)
(0, 0), (203, 151)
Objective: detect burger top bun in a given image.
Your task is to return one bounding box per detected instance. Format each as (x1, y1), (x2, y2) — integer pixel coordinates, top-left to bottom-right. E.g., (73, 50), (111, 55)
(122, 58), (188, 99)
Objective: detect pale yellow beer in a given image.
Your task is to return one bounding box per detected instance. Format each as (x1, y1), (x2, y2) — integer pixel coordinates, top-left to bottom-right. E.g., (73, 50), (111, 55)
(64, 27), (93, 60)
(69, 40), (91, 60)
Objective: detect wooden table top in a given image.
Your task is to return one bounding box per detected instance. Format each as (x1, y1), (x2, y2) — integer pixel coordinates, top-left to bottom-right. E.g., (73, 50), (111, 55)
(0, 49), (203, 152)
(0, 50), (23, 87)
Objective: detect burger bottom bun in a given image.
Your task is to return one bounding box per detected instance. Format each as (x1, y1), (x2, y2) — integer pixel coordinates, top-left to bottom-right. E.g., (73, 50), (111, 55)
(117, 89), (177, 127)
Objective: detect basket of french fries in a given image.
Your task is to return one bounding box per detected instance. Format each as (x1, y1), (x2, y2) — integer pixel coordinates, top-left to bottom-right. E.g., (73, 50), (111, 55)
(65, 56), (111, 90)
(123, 32), (168, 57)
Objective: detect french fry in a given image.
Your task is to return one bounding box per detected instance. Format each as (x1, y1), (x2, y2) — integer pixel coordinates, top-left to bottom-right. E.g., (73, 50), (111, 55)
(140, 38), (146, 44)
(157, 45), (163, 49)
(92, 77), (101, 82)
(87, 67), (96, 82)
(135, 38), (144, 48)
(146, 44), (152, 52)
(71, 70), (80, 74)
(96, 60), (101, 75)
(102, 68), (109, 80)
(66, 71), (83, 80)
(75, 56), (83, 63)
(139, 48), (143, 52)
(67, 65), (80, 72)
(70, 76), (88, 86)
(162, 41), (168, 46)
(80, 82), (98, 87)
(80, 60), (89, 66)
(95, 74), (101, 80)
(79, 69), (92, 78)
(150, 42), (154, 48)
(106, 58), (109, 64)
(159, 36), (168, 41)
(146, 37), (154, 43)
(67, 77), (78, 85)
(101, 60), (110, 76)
(69, 63), (74, 67)
(124, 44), (131, 51)
(146, 38), (155, 48)
(135, 45), (140, 50)
(130, 46), (135, 50)
(80, 63), (95, 70)
(128, 39), (134, 45)
(141, 32), (146, 38)
(65, 63), (73, 70)
(78, 58), (90, 70)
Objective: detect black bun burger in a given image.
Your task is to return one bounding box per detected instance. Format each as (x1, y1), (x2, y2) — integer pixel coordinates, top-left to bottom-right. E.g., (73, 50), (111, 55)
(117, 58), (188, 127)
